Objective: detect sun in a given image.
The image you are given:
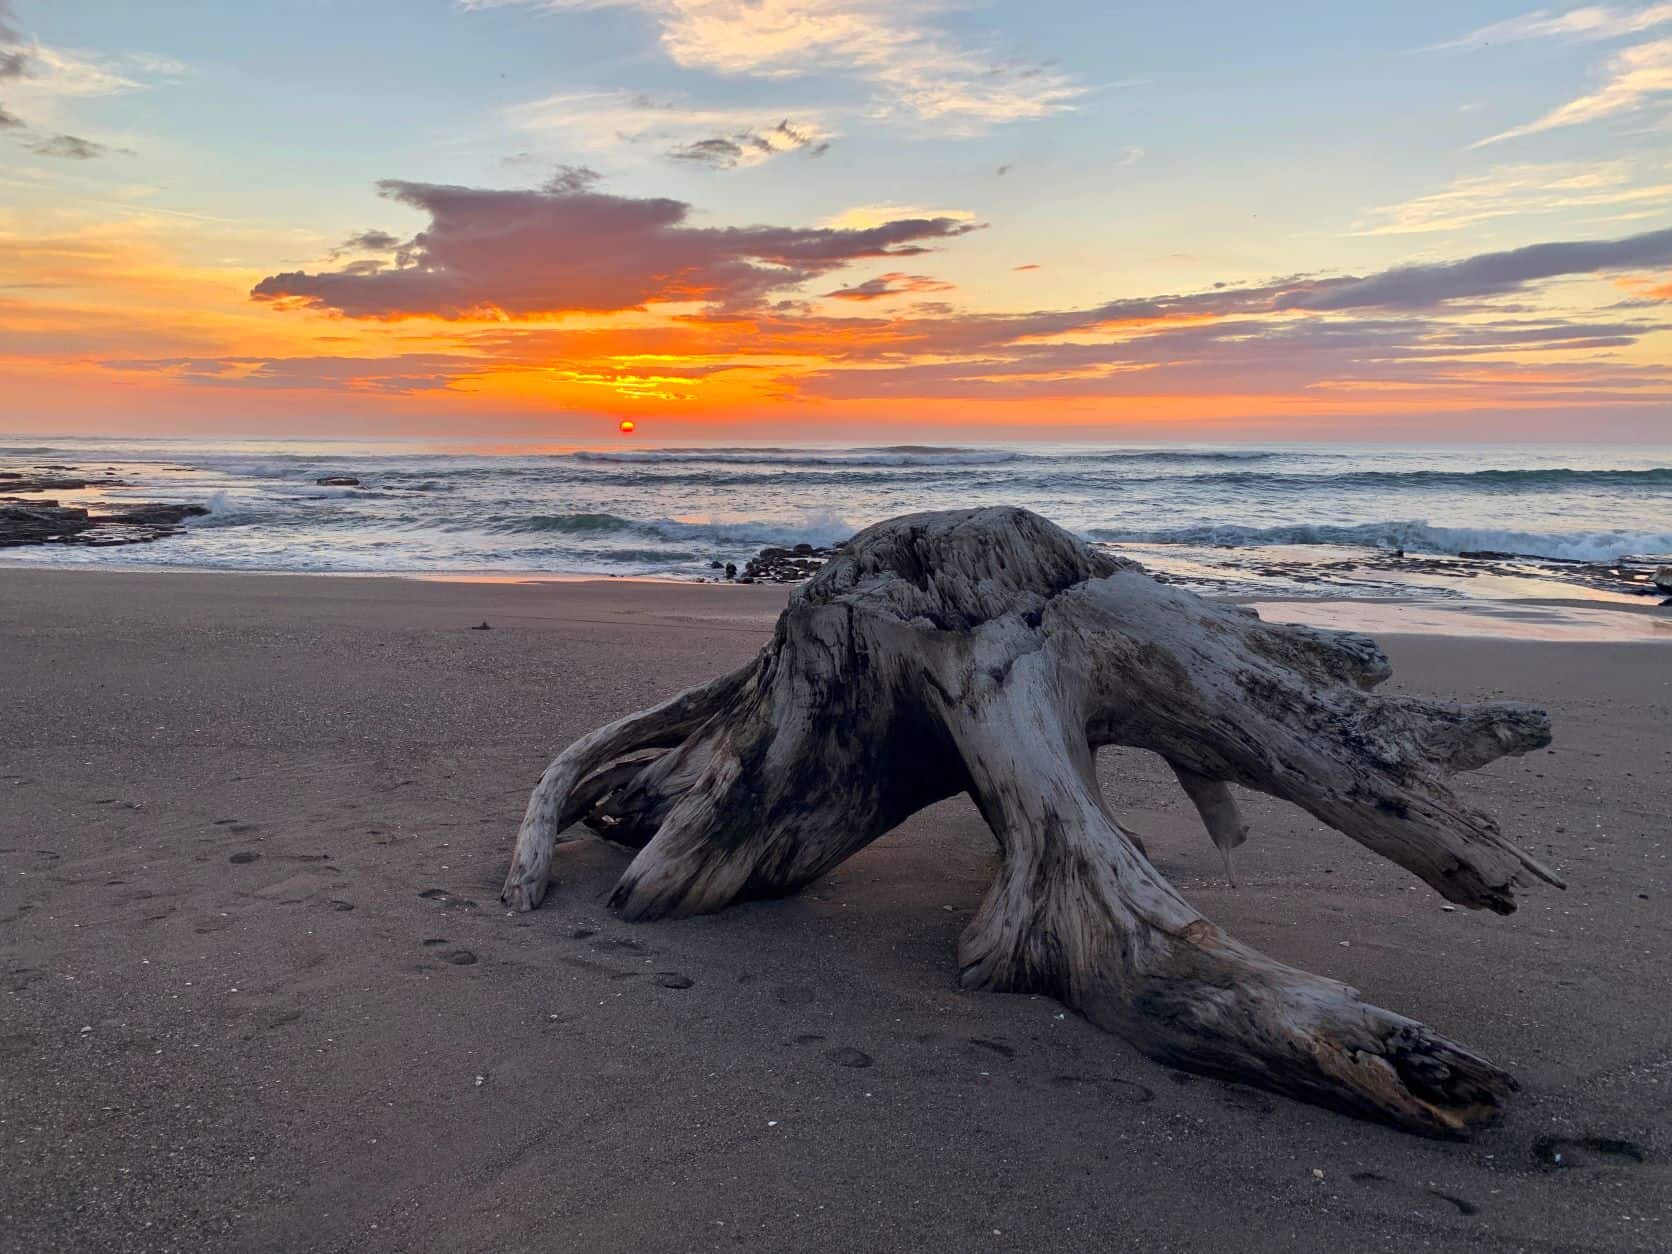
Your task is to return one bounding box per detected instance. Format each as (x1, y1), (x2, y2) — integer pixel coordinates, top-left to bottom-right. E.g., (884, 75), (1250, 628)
(618, 419), (636, 434)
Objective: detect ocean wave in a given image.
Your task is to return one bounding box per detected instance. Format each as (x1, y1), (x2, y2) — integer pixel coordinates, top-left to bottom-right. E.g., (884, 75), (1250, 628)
(1178, 467), (1672, 489)
(568, 447), (1024, 467)
(1098, 519), (1672, 562)
(486, 508), (858, 549)
(1086, 449), (1284, 463)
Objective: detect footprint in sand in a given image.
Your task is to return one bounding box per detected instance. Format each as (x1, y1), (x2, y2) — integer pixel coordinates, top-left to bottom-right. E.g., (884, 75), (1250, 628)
(228, 851), (260, 864)
(419, 888), (478, 908)
(326, 899), (354, 912)
(788, 1033), (826, 1046)
(968, 1037), (1016, 1059)
(441, 948), (479, 966)
(653, 972), (694, 989)
(226, 823), (260, 834)
(242, 1007), (303, 1039)
(1533, 1136), (1648, 1169)
(1350, 1171), (1479, 1216)
(826, 1046), (873, 1068)
(774, 985), (815, 1006)
(421, 937), (449, 947)
(1048, 1074), (1155, 1104)
(570, 927), (597, 939)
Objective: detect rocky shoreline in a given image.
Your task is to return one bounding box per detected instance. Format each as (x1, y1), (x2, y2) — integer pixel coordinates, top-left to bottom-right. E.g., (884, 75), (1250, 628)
(1, 468), (209, 549)
(713, 541), (846, 583)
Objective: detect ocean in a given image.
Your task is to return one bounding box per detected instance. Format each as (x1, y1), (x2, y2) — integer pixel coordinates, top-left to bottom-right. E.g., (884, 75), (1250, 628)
(4, 438), (1670, 607)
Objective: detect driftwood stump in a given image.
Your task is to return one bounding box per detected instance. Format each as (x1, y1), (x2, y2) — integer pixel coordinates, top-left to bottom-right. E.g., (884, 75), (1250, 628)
(504, 507), (1561, 1135)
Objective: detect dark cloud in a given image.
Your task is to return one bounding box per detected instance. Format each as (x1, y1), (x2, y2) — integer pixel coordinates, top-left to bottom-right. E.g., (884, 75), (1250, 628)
(667, 136), (744, 168)
(1013, 263), (1040, 271)
(826, 272), (955, 301)
(252, 179), (983, 319)
(0, 49), (28, 80)
(328, 229), (402, 260)
(542, 164), (600, 194)
(964, 226), (1672, 330)
(0, 101), (21, 129)
(666, 121), (828, 170)
(28, 134), (113, 160)
(0, 0), (19, 44)
(1271, 229), (1672, 311)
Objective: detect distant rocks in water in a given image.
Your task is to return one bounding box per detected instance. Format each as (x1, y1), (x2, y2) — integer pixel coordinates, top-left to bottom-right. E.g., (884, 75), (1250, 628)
(0, 471), (128, 494)
(732, 541), (846, 583)
(1655, 565), (1672, 593)
(315, 475), (361, 486)
(0, 464), (209, 549)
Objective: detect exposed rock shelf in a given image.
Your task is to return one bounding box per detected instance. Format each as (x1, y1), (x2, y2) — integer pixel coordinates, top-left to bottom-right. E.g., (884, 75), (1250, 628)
(1, 465), (208, 549)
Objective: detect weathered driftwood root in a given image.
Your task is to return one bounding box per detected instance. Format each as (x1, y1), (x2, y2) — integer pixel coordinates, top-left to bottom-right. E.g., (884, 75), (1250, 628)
(504, 507), (1560, 1135)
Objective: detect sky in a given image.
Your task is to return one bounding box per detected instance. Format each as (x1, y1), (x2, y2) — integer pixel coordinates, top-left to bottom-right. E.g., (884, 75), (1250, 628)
(1, 0), (1670, 441)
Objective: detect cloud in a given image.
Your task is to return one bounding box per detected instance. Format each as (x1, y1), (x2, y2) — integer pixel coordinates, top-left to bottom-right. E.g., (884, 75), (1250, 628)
(1272, 226), (1672, 309)
(0, 49), (27, 80)
(2, 44), (141, 99)
(825, 271), (954, 301)
(507, 89), (834, 168)
(467, 0), (1083, 131)
(329, 229), (404, 258)
(1616, 273), (1672, 299)
(822, 203), (976, 230)
(1013, 263), (1040, 271)
(28, 132), (114, 159)
(1435, 4), (1672, 49)
(1355, 160), (1672, 234)
(1475, 35), (1672, 144)
(0, 101), (20, 129)
(543, 164), (600, 193)
(251, 177), (984, 318)
(0, 0), (18, 44)
(666, 119), (829, 168)
(98, 353), (494, 395)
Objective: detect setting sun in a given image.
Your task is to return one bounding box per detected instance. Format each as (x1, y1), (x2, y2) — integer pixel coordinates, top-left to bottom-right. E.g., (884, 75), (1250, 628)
(619, 420), (636, 434)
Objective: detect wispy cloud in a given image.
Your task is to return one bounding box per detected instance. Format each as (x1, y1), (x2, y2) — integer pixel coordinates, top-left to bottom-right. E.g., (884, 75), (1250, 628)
(822, 203), (976, 230)
(666, 118), (829, 168)
(27, 132), (119, 159)
(1355, 160), (1672, 233)
(825, 271), (953, 301)
(508, 89), (832, 168)
(467, 0), (1083, 131)
(1473, 35), (1672, 145)
(1434, 3), (1672, 50)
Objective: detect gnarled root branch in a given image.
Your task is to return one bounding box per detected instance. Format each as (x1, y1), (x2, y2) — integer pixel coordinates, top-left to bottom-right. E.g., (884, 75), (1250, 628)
(502, 507), (1558, 1134)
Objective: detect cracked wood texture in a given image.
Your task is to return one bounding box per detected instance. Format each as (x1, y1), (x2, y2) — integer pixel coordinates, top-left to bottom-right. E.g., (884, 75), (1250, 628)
(503, 507), (1561, 1135)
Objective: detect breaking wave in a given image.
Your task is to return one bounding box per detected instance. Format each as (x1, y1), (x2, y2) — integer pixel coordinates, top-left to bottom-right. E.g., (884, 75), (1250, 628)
(1099, 519), (1672, 562)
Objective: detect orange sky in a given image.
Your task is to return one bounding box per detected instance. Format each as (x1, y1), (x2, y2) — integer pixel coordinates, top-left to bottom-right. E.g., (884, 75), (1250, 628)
(3, 2), (1670, 440)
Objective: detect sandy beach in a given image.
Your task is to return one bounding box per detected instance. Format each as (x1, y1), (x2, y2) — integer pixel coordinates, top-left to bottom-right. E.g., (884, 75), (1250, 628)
(2, 568), (1668, 1253)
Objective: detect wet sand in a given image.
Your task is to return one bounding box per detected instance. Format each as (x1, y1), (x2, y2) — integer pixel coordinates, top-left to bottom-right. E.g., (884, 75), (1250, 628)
(1, 569), (1668, 1252)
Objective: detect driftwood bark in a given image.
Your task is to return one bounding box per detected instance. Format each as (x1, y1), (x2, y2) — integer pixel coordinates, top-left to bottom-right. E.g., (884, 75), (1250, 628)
(504, 507), (1560, 1135)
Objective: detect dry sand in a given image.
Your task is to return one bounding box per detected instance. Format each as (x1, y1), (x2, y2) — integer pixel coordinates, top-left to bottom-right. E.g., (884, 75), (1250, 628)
(1, 569), (1668, 1253)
